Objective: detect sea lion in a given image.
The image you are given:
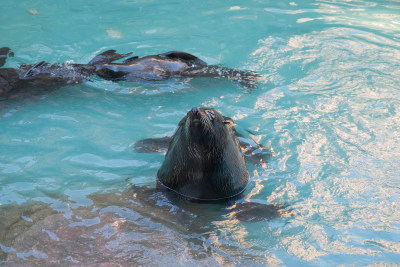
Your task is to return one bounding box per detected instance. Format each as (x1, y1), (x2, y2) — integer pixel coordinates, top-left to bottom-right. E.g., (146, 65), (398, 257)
(0, 48), (258, 97)
(133, 108), (295, 219)
(94, 51), (259, 88)
(134, 107), (271, 200)
(0, 48), (132, 96)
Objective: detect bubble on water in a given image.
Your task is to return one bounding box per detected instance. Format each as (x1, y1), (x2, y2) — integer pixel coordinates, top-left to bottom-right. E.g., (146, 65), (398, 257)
(229, 6), (247, 11)
(107, 29), (122, 39)
(27, 8), (39, 15)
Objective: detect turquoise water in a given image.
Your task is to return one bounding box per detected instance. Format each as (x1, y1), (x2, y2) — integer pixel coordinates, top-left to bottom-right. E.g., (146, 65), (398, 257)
(1, 0), (400, 265)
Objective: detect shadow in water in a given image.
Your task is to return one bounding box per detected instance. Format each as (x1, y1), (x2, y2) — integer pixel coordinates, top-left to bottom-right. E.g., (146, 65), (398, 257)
(0, 183), (295, 266)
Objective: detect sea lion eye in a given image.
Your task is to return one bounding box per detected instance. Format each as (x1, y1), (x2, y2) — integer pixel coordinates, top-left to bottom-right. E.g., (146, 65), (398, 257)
(206, 110), (215, 120)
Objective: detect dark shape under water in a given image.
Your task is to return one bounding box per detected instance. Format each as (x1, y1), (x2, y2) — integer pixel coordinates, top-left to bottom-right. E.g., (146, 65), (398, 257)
(0, 47), (259, 97)
(0, 185), (294, 265)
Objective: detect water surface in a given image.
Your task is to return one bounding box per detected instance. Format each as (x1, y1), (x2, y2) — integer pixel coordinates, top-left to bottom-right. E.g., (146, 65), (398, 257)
(1, 0), (400, 265)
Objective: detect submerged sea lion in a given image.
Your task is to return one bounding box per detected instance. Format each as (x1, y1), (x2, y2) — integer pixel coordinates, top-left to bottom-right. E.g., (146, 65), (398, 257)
(0, 47), (258, 96)
(94, 51), (258, 88)
(134, 107), (271, 200)
(0, 47), (100, 96)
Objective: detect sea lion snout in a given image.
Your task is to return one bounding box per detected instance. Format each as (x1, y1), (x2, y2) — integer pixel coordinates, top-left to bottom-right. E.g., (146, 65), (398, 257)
(186, 107), (207, 141)
(190, 107), (201, 114)
(189, 107), (201, 119)
(186, 107), (216, 129)
(188, 107), (216, 121)
(184, 107), (219, 146)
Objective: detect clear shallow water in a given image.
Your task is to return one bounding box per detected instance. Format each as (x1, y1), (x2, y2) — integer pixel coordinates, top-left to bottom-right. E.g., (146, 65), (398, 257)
(1, 0), (400, 265)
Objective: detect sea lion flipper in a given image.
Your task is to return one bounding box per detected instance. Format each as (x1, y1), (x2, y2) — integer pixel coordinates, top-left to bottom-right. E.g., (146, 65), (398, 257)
(228, 202), (296, 222)
(160, 51), (207, 65)
(134, 136), (172, 153)
(190, 66), (259, 89)
(24, 61), (47, 77)
(88, 50), (133, 65)
(0, 47), (14, 68)
(238, 131), (272, 166)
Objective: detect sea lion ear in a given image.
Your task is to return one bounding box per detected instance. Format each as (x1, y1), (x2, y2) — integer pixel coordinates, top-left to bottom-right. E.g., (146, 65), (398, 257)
(222, 116), (235, 127)
(88, 50), (133, 65)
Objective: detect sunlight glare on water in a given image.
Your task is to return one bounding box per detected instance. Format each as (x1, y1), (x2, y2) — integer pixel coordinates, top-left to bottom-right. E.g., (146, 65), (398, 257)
(1, 0), (400, 265)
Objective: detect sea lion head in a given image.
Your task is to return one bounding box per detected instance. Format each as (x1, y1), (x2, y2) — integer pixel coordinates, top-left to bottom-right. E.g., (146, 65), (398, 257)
(157, 107), (249, 201)
(181, 107), (233, 149)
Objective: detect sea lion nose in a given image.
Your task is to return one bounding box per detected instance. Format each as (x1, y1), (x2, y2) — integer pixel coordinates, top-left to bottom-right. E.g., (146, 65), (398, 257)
(190, 107), (201, 115)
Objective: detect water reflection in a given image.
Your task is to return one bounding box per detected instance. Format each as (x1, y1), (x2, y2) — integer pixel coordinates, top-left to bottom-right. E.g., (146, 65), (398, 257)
(248, 0), (400, 263)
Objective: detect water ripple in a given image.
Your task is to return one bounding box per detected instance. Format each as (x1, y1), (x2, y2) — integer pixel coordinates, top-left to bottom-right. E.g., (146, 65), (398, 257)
(64, 153), (147, 168)
(1, 0), (400, 265)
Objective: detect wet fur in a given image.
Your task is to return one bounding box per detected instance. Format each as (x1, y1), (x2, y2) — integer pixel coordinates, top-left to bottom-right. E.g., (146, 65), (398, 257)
(134, 121), (272, 166)
(157, 108), (249, 200)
